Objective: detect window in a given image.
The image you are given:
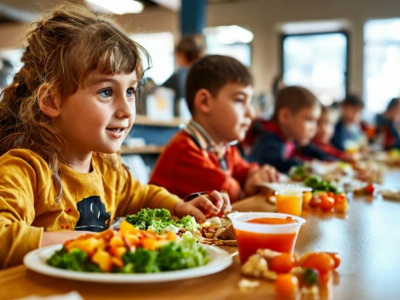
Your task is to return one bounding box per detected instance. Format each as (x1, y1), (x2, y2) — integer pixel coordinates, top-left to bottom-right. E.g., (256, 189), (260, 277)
(130, 32), (175, 85)
(281, 32), (348, 105)
(364, 19), (400, 114)
(204, 25), (253, 67)
(0, 48), (23, 92)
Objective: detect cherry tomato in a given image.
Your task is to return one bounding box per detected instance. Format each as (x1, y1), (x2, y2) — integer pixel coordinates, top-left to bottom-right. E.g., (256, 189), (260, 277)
(325, 252), (341, 269)
(319, 270), (332, 286)
(320, 196), (335, 212)
(274, 274), (299, 297)
(334, 195), (348, 213)
(299, 251), (316, 266)
(269, 253), (296, 274)
(301, 253), (335, 275)
(364, 183), (375, 196)
(334, 193), (346, 203)
(309, 195), (321, 209)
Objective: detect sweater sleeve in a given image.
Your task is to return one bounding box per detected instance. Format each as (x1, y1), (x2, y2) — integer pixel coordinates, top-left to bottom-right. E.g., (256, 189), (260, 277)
(150, 133), (244, 202)
(0, 152), (44, 269)
(299, 143), (337, 161)
(231, 146), (260, 186)
(115, 167), (183, 217)
(250, 133), (303, 173)
(173, 146), (244, 202)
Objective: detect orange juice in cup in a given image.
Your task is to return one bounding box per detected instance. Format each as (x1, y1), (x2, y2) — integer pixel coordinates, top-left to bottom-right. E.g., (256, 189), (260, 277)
(344, 140), (360, 154)
(275, 185), (312, 216)
(229, 212), (306, 264)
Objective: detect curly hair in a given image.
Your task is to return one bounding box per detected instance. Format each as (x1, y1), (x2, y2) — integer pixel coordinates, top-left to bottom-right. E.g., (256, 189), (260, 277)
(0, 5), (149, 200)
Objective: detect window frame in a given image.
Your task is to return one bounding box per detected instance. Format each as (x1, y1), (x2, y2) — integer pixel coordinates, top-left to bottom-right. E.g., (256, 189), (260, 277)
(280, 30), (350, 103)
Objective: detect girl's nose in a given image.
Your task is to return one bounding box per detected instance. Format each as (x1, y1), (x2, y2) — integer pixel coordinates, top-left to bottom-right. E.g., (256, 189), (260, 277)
(116, 97), (134, 119)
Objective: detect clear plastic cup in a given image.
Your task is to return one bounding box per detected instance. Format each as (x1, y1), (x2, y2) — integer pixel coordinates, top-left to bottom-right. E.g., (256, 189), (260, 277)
(229, 212), (306, 264)
(275, 184), (312, 216)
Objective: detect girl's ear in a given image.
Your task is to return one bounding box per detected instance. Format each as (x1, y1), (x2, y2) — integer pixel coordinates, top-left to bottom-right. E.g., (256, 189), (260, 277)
(193, 88), (213, 114)
(38, 85), (61, 118)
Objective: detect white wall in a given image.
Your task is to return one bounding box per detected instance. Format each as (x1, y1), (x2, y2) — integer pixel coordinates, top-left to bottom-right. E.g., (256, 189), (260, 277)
(1, 0), (400, 98)
(205, 0), (400, 98)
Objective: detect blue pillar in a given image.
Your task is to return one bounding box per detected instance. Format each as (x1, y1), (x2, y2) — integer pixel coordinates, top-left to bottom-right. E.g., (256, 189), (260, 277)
(180, 0), (206, 35)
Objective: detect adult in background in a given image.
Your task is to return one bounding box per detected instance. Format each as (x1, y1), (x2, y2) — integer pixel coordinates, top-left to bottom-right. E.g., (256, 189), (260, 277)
(162, 34), (206, 116)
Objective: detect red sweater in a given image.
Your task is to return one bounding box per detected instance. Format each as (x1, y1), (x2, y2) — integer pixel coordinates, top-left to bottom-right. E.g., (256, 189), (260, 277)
(149, 131), (259, 202)
(312, 139), (345, 159)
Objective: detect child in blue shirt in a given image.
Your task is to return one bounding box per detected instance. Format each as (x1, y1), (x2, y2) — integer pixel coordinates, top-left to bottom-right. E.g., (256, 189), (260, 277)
(250, 86), (331, 173)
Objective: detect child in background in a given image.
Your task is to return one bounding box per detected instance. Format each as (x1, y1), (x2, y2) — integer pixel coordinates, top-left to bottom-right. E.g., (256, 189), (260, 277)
(313, 105), (361, 162)
(161, 34), (206, 116)
(331, 95), (367, 152)
(0, 6), (229, 269)
(375, 97), (400, 150)
(150, 55), (280, 202)
(250, 86), (333, 173)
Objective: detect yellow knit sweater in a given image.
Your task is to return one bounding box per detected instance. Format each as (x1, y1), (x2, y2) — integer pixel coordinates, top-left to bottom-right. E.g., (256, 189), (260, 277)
(0, 149), (182, 269)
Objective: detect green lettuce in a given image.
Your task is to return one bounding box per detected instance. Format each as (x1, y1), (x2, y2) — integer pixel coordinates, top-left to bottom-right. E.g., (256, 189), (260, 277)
(47, 248), (102, 272)
(304, 175), (339, 194)
(156, 232), (209, 271)
(121, 232), (208, 273)
(125, 208), (200, 234)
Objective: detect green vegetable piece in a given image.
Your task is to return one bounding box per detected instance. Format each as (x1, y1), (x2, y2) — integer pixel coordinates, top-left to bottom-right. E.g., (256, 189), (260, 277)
(46, 248), (102, 272)
(157, 232), (208, 271)
(123, 248), (160, 273)
(303, 268), (319, 285)
(290, 165), (308, 180)
(125, 208), (200, 234)
(304, 176), (321, 189)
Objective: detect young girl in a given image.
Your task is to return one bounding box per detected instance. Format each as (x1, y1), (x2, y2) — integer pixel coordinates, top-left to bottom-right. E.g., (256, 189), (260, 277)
(0, 5), (230, 269)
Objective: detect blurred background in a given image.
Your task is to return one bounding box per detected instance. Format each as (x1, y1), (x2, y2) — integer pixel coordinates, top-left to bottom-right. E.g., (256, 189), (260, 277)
(1, 0), (400, 181)
(0, 0), (400, 116)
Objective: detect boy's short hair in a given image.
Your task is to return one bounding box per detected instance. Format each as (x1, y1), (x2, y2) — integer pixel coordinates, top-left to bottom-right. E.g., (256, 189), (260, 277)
(273, 86), (319, 120)
(185, 55), (253, 114)
(386, 97), (400, 111)
(342, 94), (364, 108)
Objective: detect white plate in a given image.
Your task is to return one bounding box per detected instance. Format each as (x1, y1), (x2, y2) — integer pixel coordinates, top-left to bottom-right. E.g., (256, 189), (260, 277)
(23, 244), (232, 283)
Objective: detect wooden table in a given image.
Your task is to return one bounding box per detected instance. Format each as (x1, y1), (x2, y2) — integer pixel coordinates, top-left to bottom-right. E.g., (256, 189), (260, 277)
(1, 175), (400, 299)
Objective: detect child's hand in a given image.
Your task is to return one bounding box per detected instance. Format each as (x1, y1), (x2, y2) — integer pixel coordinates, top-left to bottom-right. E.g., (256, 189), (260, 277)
(244, 165), (280, 195)
(343, 151), (362, 162)
(175, 190), (232, 223)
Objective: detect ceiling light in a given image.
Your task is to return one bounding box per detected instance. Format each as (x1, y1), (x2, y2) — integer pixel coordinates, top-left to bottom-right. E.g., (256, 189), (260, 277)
(150, 0), (180, 11)
(205, 25), (253, 45)
(86, 0), (144, 15)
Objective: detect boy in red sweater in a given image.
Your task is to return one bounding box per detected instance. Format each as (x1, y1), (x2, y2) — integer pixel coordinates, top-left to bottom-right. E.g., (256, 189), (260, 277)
(150, 55), (279, 202)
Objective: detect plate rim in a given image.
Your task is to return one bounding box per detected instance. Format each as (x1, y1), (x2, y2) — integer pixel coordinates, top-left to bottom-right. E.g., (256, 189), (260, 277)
(23, 244), (233, 283)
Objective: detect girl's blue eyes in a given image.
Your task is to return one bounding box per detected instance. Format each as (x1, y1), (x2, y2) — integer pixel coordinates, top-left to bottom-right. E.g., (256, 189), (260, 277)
(98, 88), (112, 98)
(126, 87), (136, 98)
(97, 88), (136, 99)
